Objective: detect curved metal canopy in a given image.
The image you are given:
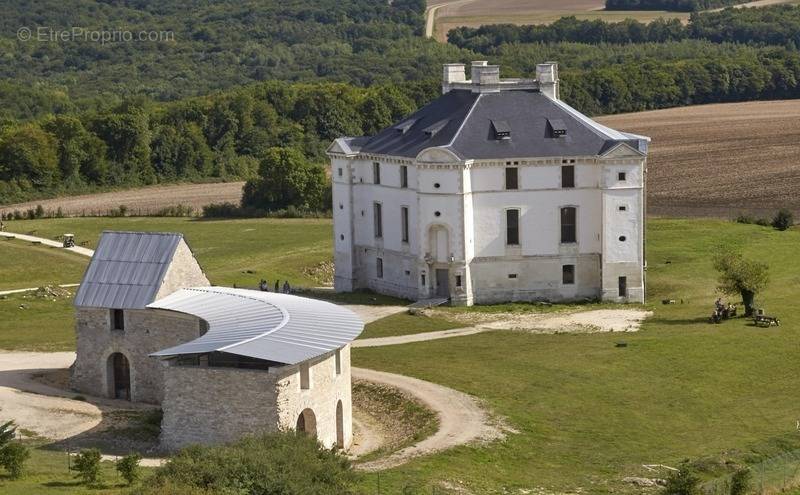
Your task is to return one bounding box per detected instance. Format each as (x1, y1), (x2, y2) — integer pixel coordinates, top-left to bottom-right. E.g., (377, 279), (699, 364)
(148, 287), (364, 365)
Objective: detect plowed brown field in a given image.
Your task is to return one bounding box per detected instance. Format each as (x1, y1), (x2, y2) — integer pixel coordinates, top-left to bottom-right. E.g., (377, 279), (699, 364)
(0, 182), (245, 217)
(598, 100), (800, 217)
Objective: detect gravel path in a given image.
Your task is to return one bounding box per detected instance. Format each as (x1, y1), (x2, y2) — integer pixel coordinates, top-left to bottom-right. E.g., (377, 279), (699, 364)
(352, 367), (503, 471)
(0, 232), (95, 257)
(353, 326), (488, 348)
(0, 284), (80, 297)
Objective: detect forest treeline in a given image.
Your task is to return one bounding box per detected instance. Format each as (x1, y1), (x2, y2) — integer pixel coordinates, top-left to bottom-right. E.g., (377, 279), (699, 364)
(448, 6), (800, 51)
(605, 0), (748, 11)
(0, 80), (437, 204)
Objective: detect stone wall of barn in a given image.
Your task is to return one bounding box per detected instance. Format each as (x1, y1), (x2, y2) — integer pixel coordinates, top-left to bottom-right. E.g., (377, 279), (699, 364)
(70, 308), (201, 404)
(159, 346), (352, 451)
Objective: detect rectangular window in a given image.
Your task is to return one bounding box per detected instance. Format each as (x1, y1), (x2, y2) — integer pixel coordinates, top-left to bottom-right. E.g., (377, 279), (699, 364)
(400, 165), (408, 188)
(300, 363), (310, 390)
(619, 276), (628, 297)
(505, 167), (518, 190)
(373, 162), (381, 184)
(618, 172), (627, 181)
(376, 257), (383, 279)
(112, 309), (124, 331)
(401, 207), (409, 243)
(562, 166), (575, 188)
(561, 207), (577, 244)
(338, 167), (343, 177)
(618, 205), (627, 212)
(506, 209), (520, 245)
(562, 265), (575, 285)
(373, 202), (383, 238)
(455, 275), (462, 287)
(335, 349), (342, 375)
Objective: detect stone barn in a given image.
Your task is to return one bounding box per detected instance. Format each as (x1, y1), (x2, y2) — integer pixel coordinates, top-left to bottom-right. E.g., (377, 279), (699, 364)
(71, 231), (210, 404)
(71, 231), (364, 451)
(148, 287), (363, 451)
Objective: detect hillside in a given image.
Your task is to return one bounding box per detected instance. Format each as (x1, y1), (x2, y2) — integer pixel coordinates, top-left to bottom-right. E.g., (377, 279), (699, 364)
(598, 99), (800, 217)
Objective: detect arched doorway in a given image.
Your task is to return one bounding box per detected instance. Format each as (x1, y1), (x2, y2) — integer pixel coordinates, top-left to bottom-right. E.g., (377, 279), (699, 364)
(296, 408), (317, 437)
(108, 352), (131, 400)
(335, 400), (344, 449)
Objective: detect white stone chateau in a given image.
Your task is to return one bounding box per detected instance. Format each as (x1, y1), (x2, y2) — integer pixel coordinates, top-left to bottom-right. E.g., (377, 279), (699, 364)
(328, 62), (649, 306)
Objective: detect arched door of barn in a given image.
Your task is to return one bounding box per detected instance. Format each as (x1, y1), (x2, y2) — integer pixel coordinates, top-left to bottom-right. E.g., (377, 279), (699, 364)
(335, 400), (344, 449)
(296, 408), (317, 438)
(108, 352), (131, 401)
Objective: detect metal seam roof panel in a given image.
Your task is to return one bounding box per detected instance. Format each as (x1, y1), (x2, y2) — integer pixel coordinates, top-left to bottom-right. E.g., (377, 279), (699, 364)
(148, 287), (364, 365)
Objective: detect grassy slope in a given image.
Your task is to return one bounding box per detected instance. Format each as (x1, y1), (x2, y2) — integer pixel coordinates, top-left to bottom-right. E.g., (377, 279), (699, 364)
(1, 217), (333, 288)
(2, 218), (799, 493)
(352, 219), (800, 493)
(0, 240), (88, 291)
(358, 312), (464, 340)
(0, 446), (147, 494)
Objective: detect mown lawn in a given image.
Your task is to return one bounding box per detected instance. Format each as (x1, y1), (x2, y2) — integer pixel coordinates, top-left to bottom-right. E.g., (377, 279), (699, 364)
(352, 219), (800, 493)
(0, 217), (333, 288)
(358, 312), (464, 340)
(0, 239), (88, 291)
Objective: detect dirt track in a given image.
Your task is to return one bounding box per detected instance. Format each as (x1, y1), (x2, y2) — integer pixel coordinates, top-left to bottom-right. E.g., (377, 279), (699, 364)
(0, 182), (245, 217)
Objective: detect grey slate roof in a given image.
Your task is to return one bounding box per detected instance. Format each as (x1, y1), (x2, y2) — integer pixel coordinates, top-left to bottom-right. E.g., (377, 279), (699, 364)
(149, 287), (364, 365)
(355, 89), (648, 160)
(74, 231), (183, 309)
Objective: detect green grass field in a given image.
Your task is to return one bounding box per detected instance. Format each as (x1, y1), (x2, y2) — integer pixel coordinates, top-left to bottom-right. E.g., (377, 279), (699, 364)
(358, 312), (464, 339)
(0, 240), (87, 291)
(1, 217), (800, 493)
(0, 217), (333, 288)
(352, 219), (800, 493)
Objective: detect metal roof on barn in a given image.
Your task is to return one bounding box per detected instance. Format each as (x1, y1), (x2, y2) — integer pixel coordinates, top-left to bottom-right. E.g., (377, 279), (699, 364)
(74, 231), (183, 309)
(148, 287), (364, 365)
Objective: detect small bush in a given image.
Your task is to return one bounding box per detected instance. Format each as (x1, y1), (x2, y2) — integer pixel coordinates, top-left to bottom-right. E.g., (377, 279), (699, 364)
(729, 468), (751, 495)
(73, 448), (102, 485)
(754, 217), (770, 227)
(771, 209), (794, 231)
(116, 452), (142, 485)
(0, 442), (30, 479)
(662, 465), (700, 495)
(735, 214), (754, 224)
(142, 431), (355, 495)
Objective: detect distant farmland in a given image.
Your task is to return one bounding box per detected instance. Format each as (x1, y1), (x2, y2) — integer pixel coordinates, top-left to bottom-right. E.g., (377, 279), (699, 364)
(598, 99), (800, 218)
(430, 0), (688, 41)
(0, 182), (245, 217)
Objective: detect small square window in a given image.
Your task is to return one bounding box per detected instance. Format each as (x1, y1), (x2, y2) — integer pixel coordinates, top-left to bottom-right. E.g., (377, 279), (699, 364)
(618, 172), (627, 181)
(562, 265), (575, 285)
(618, 205), (627, 212)
(508, 273), (518, 279)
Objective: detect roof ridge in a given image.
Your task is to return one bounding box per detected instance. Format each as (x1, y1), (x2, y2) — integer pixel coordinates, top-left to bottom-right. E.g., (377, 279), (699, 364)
(101, 230), (184, 237)
(447, 92), (482, 148)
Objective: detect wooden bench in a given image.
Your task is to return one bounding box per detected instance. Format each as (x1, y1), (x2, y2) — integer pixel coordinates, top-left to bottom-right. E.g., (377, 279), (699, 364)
(754, 315), (780, 327)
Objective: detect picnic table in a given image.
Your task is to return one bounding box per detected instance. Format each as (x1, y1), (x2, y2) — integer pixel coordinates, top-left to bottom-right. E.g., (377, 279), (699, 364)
(754, 314), (780, 327)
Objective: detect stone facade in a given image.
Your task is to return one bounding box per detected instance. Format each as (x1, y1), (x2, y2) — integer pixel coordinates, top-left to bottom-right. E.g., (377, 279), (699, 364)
(160, 346), (352, 451)
(71, 308), (202, 404)
(329, 63), (647, 306)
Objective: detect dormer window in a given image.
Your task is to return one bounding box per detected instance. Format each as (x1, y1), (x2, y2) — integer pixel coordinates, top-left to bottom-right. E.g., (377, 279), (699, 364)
(394, 118), (418, 134)
(491, 119), (511, 140)
(547, 118), (567, 138)
(424, 120), (449, 137)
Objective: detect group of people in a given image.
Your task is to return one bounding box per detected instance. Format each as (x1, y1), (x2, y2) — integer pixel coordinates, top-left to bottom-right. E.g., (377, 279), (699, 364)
(710, 298), (737, 323)
(259, 279), (292, 294)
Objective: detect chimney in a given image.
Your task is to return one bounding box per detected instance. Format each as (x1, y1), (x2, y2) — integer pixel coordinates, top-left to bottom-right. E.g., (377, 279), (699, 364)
(442, 63), (466, 94)
(536, 62), (559, 100)
(470, 61), (500, 93)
